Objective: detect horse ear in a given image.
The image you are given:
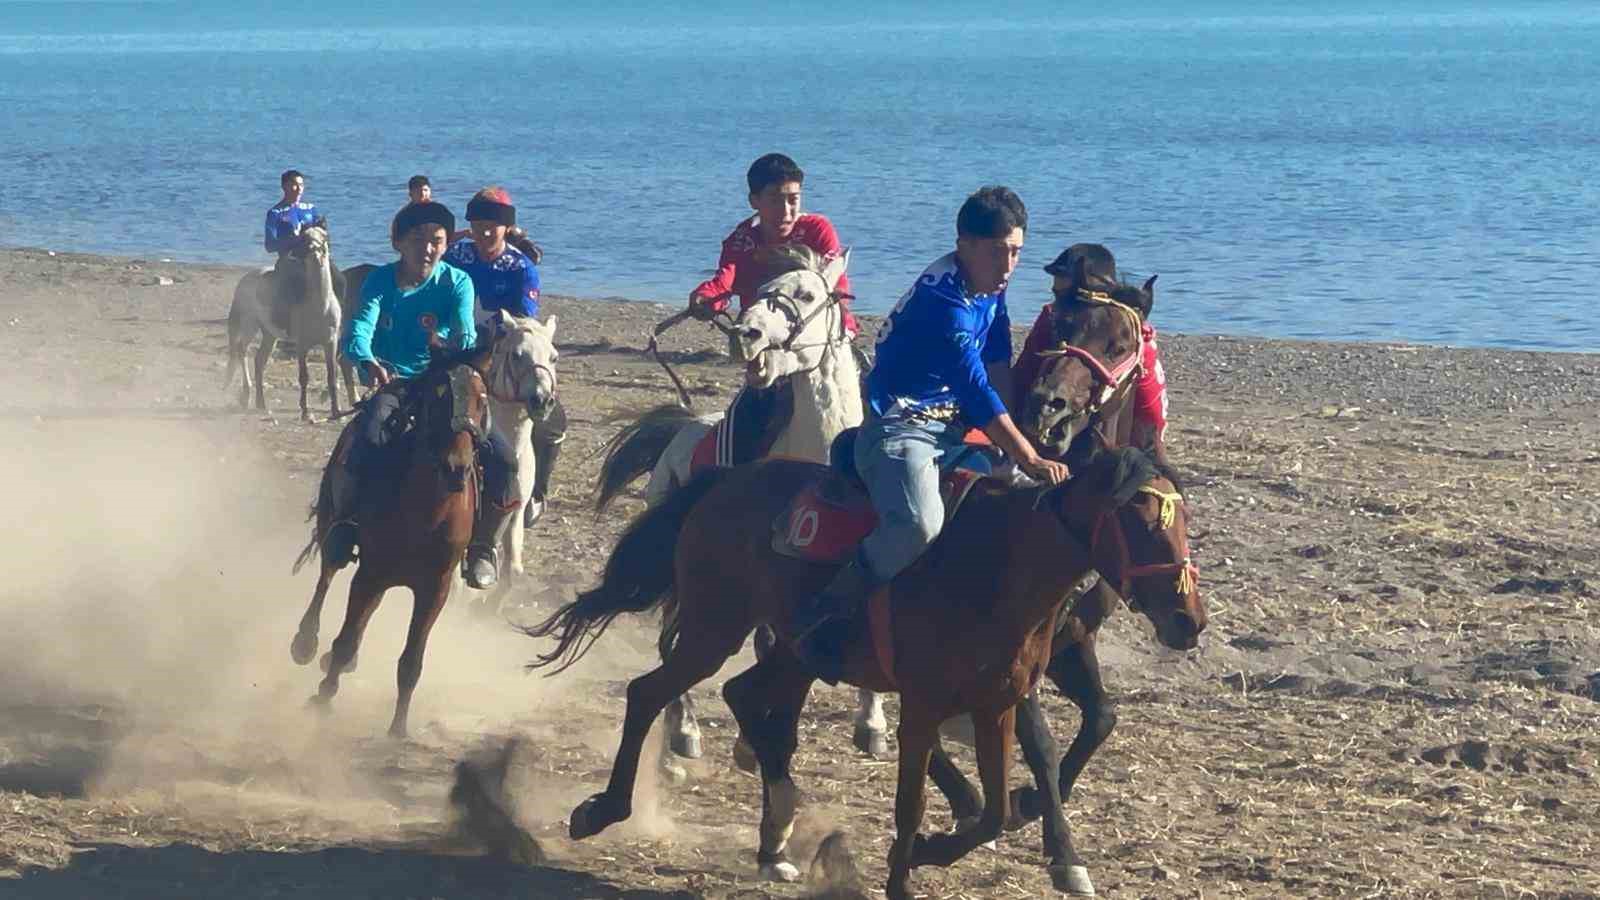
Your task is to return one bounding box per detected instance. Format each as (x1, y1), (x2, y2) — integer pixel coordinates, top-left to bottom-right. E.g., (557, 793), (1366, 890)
(544, 314), (558, 338)
(1141, 275), (1158, 316)
(821, 247), (851, 293)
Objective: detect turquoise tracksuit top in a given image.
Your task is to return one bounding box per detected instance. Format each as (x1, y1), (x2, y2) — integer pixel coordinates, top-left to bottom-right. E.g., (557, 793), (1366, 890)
(342, 260), (477, 380)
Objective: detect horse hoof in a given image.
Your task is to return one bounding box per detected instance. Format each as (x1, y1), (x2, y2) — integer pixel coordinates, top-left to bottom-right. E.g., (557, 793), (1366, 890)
(732, 738), (759, 774)
(669, 731), (702, 760)
(853, 723), (889, 757)
(1049, 863), (1095, 896)
(569, 794), (620, 840)
(757, 861), (801, 883)
(388, 723), (408, 740)
(290, 632), (318, 666)
(305, 694), (331, 712)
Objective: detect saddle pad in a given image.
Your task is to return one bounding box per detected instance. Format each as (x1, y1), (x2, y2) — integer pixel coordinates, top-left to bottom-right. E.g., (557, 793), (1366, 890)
(771, 466), (988, 565)
(689, 420), (722, 474)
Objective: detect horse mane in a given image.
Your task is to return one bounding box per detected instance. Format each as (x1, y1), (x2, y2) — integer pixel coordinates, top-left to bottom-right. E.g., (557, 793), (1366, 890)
(754, 243), (826, 280)
(1073, 447), (1160, 507)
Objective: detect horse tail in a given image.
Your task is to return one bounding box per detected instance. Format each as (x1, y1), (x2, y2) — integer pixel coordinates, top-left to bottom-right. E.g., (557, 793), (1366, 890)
(594, 404), (704, 513)
(525, 467), (728, 674)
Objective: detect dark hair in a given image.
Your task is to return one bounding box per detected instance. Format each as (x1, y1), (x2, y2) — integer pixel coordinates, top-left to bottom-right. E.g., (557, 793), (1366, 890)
(407, 174), (431, 191)
(956, 186), (1027, 240)
(280, 169), (305, 187)
(391, 201), (456, 243)
(747, 153), (805, 195)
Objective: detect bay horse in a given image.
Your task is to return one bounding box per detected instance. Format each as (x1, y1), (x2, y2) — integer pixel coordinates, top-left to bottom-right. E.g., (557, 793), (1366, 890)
(525, 447), (1205, 900)
(225, 225), (348, 422)
(288, 341), (495, 738)
(928, 275), (1176, 895)
(593, 246), (891, 766)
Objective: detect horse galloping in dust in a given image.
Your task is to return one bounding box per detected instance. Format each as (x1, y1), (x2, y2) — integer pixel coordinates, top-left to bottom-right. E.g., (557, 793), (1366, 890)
(288, 342), (494, 738)
(526, 447), (1205, 900)
(224, 224), (346, 421)
(593, 245), (890, 765)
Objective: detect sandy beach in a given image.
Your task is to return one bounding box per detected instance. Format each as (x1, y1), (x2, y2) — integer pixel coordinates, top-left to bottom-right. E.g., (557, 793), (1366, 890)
(1, 245), (1597, 899)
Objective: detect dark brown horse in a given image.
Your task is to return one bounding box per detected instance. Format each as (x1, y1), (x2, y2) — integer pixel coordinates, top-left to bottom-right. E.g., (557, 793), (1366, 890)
(525, 447), (1204, 900)
(290, 345), (491, 738)
(927, 274), (1179, 895)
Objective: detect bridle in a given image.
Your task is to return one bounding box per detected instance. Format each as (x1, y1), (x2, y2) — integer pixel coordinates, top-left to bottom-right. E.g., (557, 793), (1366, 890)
(750, 282), (853, 353)
(1036, 289), (1145, 419)
(1040, 480), (1199, 612)
(485, 319), (559, 412)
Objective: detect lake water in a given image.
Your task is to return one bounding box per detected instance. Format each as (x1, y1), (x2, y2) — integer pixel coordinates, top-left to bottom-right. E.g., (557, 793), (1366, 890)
(2, 1), (1597, 350)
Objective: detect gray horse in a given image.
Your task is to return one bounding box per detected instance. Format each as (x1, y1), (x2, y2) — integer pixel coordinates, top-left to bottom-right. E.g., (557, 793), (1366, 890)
(225, 225), (344, 421)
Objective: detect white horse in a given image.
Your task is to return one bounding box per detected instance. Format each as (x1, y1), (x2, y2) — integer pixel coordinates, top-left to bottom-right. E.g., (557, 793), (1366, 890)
(225, 225), (343, 422)
(592, 245), (889, 771)
(476, 312), (560, 615)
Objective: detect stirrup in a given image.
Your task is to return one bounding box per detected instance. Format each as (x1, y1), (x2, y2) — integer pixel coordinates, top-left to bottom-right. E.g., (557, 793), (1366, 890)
(323, 519), (359, 569)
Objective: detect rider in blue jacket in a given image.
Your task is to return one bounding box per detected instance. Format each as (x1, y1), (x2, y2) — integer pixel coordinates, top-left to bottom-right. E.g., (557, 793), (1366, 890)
(791, 186), (1071, 684)
(444, 186), (566, 528)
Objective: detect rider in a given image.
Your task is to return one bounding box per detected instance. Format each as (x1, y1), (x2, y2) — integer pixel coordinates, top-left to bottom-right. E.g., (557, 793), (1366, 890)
(443, 186), (566, 528)
(1012, 243), (1169, 451)
(408, 174), (432, 204)
(264, 169), (323, 320)
(687, 153), (858, 465)
(790, 186), (1072, 683)
(328, 200), (522, 590)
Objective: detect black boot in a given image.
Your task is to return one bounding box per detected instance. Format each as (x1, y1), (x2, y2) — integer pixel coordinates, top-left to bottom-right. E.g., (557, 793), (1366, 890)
(791, 559), (880, 686)
(525, 437), (561, 528)
(464, 502), (518, 589)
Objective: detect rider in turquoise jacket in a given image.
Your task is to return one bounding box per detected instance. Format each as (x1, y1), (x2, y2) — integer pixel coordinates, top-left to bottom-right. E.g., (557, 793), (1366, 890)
(326, 201), (521, 590)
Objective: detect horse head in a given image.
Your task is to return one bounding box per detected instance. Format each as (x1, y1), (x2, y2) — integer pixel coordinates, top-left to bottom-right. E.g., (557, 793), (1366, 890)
(409, 348), (492, 491)
(733, 244), (851, 389)
(1022, 279), (1154, 456)
(1048, 447), (1206, 651)
(299, 224), (331, 268)
(486, 311), (560, 418)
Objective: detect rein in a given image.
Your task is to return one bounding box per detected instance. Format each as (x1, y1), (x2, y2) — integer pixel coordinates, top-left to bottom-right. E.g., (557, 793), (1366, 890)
(1088, 484), (1198, 604)
(1036, 292), (1146, 415)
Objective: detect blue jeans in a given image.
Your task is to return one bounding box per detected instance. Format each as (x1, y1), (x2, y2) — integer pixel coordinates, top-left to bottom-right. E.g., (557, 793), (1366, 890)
(854, 414), (970, 582)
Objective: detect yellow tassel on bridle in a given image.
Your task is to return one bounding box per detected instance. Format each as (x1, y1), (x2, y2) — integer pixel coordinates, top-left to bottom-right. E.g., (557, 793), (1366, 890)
(1137, 484), (1182, 530)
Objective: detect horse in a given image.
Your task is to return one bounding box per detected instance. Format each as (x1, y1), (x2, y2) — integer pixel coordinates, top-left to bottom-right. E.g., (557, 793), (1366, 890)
(926, 275), (1176, 895)
(287, 321), (547, 738)
(524, 446), (1205, 900)
(592, 245), (890, 766)
(477, 314), (561, 617)
(224, 225), (347, 422)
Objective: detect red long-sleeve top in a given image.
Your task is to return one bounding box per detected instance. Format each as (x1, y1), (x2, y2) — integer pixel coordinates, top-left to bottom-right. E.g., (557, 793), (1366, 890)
(1012, 305), (1169, 440)
(692, 213), (858, 335)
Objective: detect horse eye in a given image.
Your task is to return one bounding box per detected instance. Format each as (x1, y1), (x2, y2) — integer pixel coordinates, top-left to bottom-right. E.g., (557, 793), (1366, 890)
(1047, 398), (1066, 412)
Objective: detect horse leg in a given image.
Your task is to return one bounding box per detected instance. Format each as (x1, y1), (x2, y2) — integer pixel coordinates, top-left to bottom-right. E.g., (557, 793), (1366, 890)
(1051, 635), (1115, 804)
(389, 569), (451, 739)
(657, 602), (704, 766)
(569, 626), (743, 841)
(253, 335), (277, 411)
(312, 564), (385, 707)
(323, 340), (340, 419)
(926, 736), (984, 824)
(853, 688), (889, 757)
(297, 349), (312, 422)
(341, 358), (357, 408)
(1011, 691), (1091, 895)
(884, 703), (938, 900)
(290, 561), (336, 665)
(911, 704), (1014, 870)
(723, 652), (815, 883)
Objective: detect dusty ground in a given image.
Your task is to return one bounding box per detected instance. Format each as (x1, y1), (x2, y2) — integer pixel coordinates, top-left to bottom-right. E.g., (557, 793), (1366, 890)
(1, 246), (1597, 899)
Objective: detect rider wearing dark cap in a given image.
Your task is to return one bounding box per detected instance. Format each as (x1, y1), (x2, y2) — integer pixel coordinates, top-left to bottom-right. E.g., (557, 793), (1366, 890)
(328, 200), (522, 589)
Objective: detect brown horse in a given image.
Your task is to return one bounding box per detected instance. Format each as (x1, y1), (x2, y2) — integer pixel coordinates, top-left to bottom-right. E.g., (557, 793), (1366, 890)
(289, 344), (491, 738)
(927, 275), (1177, 895)
(525, 447), (1204, 900)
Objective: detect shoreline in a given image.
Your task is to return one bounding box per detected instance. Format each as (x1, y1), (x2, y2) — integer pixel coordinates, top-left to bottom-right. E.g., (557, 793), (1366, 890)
(5, 242), (1595, 358)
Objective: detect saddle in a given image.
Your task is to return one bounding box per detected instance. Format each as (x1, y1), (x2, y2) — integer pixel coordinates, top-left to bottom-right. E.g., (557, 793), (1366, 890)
(770, 427), (998, 565)
(688, 380), (797, 472)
